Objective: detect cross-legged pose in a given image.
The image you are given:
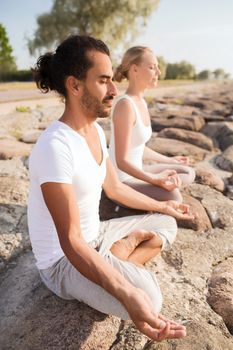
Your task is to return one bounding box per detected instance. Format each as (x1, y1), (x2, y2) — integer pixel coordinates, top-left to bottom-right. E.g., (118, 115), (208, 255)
(28, 35), (194, 342)
(109, 46), (196, 203)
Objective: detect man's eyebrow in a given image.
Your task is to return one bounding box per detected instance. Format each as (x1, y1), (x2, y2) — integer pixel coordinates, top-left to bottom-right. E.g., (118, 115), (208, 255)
(98, 74), (112, 79)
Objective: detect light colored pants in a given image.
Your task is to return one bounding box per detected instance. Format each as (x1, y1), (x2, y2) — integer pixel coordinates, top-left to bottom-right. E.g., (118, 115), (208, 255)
(125, 163), (196, 202)
(39, 213), (177, 320)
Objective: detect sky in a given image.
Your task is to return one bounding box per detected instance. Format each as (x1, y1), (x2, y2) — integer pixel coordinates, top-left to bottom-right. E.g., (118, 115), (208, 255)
(0, 0), (232, 76)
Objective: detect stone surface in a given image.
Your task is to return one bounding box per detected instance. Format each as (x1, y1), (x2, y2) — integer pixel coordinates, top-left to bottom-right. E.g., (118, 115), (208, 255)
(207, 258), (233, 335)
(157, 127), (214, 151)
(0, 251), (121, 350)
(215, 145), (233, 172)
(0, 139), (32, 159)
(20, 129), (42, 143)
(0, 111), (39, 140)
(177, 194), (212, 231)
(0, 176), (29, 205)
(151, 116), (205, 132)
(1, 81), (233, 349)
(215, 122), (233, 151)
(0, 157), (29, 179)
(0, 204), (28, 264)
(184, 183), (233, 229)
(194, 166), (225, 192)
(147, 136), (208, 162)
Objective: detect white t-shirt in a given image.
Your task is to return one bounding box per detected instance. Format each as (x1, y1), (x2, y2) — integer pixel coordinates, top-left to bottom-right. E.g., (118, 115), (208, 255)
(109, 94), (152, 182)
(27, 121), (108, 270)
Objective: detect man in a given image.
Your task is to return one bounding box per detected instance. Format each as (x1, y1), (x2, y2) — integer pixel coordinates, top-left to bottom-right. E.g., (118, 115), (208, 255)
(28, 35), (193, 341)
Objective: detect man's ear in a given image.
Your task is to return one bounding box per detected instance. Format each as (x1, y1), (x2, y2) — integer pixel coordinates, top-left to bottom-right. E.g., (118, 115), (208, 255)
(65, 76), (80, 95)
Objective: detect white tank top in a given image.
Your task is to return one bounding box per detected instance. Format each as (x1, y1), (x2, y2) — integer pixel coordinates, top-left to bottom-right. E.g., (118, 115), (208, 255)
(109, 94), (152, 182)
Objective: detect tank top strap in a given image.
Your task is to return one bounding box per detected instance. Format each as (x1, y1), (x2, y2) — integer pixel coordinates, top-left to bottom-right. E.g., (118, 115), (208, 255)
(113, 94), (140, 124)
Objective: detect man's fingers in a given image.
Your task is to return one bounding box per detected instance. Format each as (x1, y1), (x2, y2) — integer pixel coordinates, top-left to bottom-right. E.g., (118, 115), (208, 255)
(139, 322), (186, 342)
(178, 203), (190, 213)
(137, 319), (166, 341)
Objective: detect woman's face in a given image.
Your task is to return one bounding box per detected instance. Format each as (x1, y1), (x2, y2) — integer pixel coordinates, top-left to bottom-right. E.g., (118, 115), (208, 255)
(135, 51), (161, 88)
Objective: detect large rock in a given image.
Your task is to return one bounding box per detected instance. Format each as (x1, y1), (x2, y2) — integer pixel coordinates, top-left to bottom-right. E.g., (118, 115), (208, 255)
(183, 98), (231, 117)
(0, 157), (29, 179)
(0, 204), (29, 266)
(0, 177), (29, 205)
(20, 129), (42, 143)
(157, 127), (214, 151)
(184, 183), (233, 229)
(151, 116), (205, 132)
(207, 257), (233, 335)
(202, 122), (233, 151)
(0, 251), (121, 350)
(39, 105), (64, 124)
(177, 194), (212, 232)
(0, 139), (32, 159)
(215, 122), (233, 150)
(194, 166), (225, 192)
(147, 136), (208, 162)
(0, 111), (39, 137)
(215, 145), (233, 172)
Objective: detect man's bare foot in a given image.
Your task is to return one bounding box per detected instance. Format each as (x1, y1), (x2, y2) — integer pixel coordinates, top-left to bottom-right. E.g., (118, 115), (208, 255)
(110, 230), (155, 260)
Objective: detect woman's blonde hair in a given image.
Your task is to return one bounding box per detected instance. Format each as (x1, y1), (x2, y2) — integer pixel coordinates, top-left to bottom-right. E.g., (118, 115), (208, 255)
(114, 46), (152, 82)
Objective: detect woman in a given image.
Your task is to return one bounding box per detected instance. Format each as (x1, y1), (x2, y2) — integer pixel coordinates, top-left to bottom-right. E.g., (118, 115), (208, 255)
(109, 46), (195, 202)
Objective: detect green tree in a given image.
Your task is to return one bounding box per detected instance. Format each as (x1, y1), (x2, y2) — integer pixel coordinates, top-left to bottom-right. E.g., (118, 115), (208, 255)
(213, 68), (226, 80)
(0, 23), (17, 79)
(196, 70), (211, 80)
(165, 61), (195, 80)
(157, 56), (167, 80)
(28, 0), (160, 55)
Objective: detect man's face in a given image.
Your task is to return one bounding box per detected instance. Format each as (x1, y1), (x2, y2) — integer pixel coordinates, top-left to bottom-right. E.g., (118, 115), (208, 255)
(80, 51), (118, 119)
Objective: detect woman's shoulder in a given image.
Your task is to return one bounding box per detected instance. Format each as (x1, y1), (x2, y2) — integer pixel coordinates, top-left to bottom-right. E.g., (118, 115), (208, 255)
(112, 94), (135, 114)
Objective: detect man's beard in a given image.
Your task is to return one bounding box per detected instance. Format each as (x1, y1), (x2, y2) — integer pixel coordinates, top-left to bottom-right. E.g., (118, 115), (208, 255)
(81, 86), (112, 119)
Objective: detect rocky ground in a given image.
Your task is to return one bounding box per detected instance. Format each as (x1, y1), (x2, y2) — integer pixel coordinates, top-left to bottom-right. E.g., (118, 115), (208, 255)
(0, 81), (233, 349)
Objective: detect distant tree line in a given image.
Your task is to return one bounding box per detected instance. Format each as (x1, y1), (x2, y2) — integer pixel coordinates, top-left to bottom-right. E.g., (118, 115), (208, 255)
(0, 1), (231, 83)
(157, 56), (230, 81)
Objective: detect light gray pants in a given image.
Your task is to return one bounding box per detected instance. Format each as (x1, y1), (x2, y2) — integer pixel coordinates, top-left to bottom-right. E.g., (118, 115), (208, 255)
(125, 163), (196, 202)
(39, 213), (177, 320)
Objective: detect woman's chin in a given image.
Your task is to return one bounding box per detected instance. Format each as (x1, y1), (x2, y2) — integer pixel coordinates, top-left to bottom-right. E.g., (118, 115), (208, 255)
(148, 80), (158, 88)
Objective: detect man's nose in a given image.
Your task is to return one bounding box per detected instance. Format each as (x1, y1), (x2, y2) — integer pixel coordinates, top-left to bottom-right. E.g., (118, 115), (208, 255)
(108, 81), (118, 96)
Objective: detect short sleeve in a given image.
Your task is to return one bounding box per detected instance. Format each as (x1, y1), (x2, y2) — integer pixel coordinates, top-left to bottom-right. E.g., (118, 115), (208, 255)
(30, 134), (73, 185)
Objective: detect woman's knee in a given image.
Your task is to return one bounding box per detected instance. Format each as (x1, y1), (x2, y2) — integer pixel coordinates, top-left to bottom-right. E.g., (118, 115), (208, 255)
(168, 188), (183, 203)
(180, 166), (196, 184)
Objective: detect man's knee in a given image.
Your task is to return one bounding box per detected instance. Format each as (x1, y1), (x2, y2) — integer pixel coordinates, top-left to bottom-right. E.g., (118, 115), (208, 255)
(166, 215), (177, 246)
(142, 274), (163, 313)
(158, 215), (177, 248)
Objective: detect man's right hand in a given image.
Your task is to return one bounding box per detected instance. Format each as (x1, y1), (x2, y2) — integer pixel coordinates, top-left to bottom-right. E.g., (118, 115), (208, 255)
(160, 200), (195, 220)
(124, 288), (186, 341)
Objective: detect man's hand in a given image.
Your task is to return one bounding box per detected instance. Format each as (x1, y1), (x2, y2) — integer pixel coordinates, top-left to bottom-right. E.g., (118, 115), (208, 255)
(152, 170), (182, 191)
(172, 156), (190, 165)
(124, 288), (186, 341)
(160, 200), (195, 220)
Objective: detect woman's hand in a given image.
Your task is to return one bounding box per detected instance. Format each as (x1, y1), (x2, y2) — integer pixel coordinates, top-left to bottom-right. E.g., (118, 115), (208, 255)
(172, 156), (190, 165)
(152, 170), (182, 191)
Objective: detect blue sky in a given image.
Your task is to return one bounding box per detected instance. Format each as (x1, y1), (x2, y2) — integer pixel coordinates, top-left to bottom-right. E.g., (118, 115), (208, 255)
(0, 0), (232, 76)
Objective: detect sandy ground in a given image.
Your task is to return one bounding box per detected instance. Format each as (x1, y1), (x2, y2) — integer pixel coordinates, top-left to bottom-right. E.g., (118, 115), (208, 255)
(0, 81), (218, 115)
